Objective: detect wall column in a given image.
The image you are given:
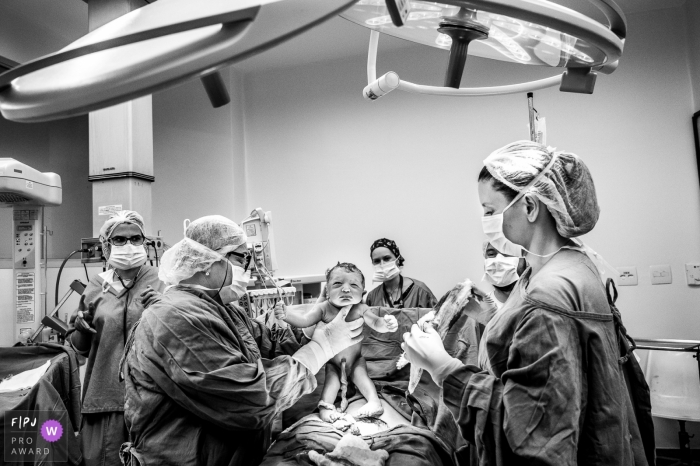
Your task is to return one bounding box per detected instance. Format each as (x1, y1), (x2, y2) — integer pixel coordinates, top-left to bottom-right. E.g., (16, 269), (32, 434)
(88, 0), (153, 236)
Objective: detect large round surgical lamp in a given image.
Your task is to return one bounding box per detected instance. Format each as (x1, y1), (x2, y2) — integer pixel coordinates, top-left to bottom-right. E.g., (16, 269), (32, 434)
(339, 0), (627, 99)
(0, 0), (358, 122)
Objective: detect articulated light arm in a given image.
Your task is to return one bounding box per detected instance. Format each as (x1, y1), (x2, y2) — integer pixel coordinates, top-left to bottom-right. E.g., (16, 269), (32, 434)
(363, 30), (562, 101)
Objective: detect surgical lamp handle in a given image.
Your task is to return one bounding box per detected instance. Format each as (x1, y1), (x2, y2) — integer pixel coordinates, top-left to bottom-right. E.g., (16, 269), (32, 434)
(365, 31), (563, 97)
(368, 30), (380, 83)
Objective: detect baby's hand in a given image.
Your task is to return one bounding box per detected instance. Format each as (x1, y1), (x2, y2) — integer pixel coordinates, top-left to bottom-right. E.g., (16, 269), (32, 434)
(384, 314), (398, 332)
(273, 301), (286, 321)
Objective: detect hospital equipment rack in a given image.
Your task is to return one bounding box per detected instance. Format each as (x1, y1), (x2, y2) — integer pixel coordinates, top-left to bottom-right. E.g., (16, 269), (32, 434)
(634, 338), (700, 466)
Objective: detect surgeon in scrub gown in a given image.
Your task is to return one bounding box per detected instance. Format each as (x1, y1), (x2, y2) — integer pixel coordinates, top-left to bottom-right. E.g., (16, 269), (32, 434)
(68, 210), (164, 466)
(402, 141), (655, 466)
(120, 215), (364, 466)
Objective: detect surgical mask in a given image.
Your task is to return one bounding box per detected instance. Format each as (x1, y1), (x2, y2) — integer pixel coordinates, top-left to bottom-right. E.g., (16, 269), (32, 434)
(108, 243), (147, 270)
(481, 206), (523, 257)
(372, 260), (400, 282)
(184, 260), (250, 304)
(483, 254), (520, 287)
(219, 264), (250, 304)
(481, 153), (560, 258)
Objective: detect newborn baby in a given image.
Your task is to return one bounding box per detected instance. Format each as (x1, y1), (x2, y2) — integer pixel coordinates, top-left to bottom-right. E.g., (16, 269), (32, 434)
(275, 262), (398, 422)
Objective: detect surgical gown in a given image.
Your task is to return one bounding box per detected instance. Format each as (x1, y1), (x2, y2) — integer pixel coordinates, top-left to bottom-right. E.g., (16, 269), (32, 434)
(67, 265), (164, 466)
(121, 287), (317, 466)
(366, 277), (437, 309)
(441, 250), (653, 466)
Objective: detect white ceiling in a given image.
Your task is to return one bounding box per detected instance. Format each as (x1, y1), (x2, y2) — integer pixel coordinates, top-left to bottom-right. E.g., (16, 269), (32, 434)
(0, 0), (87, 63)
(0, 0), (688, 71)
(1, 0), (87, 44)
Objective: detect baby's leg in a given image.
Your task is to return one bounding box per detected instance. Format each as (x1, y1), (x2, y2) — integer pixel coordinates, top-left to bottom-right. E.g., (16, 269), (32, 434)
(319, 364), (342, 423)
(352, 357), (384, 418)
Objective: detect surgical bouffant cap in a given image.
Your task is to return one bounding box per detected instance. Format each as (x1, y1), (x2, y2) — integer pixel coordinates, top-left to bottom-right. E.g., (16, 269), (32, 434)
(370, 238), (404, 266)
(158, 215), (247, 286)
(98, 210), (145, 260)
(484, 140), (600, 238)
(185, 215), (247, 255)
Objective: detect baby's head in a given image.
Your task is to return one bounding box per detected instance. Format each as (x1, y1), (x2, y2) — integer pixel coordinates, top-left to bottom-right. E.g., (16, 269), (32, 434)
(325, 262), (365, 308)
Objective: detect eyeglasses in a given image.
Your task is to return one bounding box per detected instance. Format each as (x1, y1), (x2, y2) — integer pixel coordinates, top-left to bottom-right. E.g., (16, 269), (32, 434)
(229, 250), (252, 269)
(109, 235), (145, 246)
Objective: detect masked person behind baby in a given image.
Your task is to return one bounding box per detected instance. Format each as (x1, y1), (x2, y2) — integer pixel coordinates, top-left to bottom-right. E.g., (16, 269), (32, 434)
(274, 262), (399, 422)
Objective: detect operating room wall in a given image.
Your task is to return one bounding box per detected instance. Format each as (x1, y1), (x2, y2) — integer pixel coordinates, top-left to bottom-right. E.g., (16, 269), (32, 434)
(0, 115), (92, 259)
(241, 7), (700, 447)
(150, 67), (249, 247)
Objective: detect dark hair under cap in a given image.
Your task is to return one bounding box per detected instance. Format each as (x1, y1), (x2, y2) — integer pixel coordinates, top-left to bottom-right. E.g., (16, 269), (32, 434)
(325, 262), (365, 287)
(370, 238), (404, 266)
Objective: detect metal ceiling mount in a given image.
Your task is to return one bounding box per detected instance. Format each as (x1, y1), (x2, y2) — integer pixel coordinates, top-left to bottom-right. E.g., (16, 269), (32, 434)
(340, 0), (627, 100)
(0, 0), (358, 123)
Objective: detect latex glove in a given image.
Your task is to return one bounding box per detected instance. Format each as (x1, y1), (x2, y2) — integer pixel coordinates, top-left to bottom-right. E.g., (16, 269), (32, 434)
(75, 303), (97, 334)
(383, 314), (398, 332)
(416, 311), (436, 331)
(293, 306), (364, 374)
(402, 324), (456, 384)
(470, 283), (488, 300)
(273, 301), (286, 321)
(140, 286), (162, 308)
(478, 292), (499, 318)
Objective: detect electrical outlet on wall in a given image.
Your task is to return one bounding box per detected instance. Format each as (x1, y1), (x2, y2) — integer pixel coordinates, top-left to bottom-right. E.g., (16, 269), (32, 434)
(616, 266), (638, 286)
(650, 265), (672, 285)
(685, 263), (700, 286)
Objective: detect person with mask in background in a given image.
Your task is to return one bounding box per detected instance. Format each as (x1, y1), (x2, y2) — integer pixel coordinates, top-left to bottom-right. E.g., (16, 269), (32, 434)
(366, 238), (437, 309)
(481, 241), (527, 310)
(119, 215), (365, 466)
(67, 210), (164, 466)
(402, 141), (654, 465)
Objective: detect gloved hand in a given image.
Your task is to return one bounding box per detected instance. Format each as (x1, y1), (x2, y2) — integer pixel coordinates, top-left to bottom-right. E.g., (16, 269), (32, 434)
(140, 286), (162, 308)
(416, 310), (436, 331)
(470, 283), (487, 300)
(402, 324), (461, 386)
(478, 292), (499, 317)
(273, 301), (286, 321)
(383, 314), (399, 332)
(75, 303), (97, 334)
(292, 305), (364, 374)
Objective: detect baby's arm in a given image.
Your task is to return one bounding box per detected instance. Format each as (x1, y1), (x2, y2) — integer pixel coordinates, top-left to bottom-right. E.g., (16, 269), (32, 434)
(360, 305), (399, 333)
(274, 302), (324, 328)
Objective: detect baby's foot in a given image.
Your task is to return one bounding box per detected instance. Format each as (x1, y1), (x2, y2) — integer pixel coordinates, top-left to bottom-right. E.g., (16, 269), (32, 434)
(355, 399), (384, 419)
(319, 407), (338, 424)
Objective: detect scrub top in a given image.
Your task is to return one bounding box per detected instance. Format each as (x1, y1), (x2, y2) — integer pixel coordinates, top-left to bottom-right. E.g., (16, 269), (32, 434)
(121, 287), (317, 466)
(68, 265), (164, 413)
(366, 276), (437, 309)
(441, 249), (653, 466)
